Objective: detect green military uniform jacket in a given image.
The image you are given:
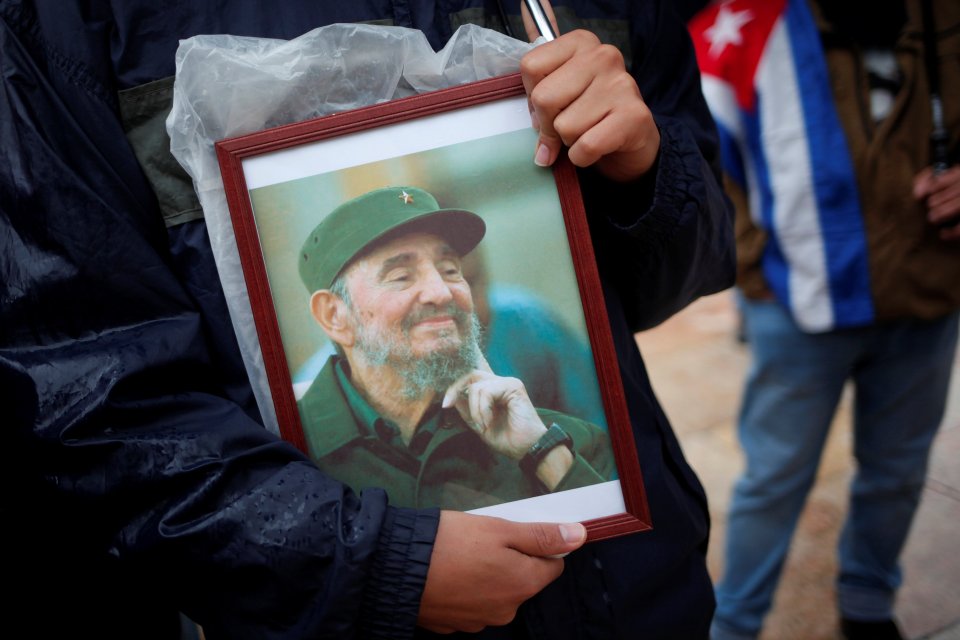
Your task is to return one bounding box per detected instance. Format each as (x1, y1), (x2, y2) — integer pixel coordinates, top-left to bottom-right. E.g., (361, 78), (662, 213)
(297, 356), (616, 510)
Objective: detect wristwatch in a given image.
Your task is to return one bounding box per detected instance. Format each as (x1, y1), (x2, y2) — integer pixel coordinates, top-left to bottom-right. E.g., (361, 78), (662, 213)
(519, 423), (574, 475)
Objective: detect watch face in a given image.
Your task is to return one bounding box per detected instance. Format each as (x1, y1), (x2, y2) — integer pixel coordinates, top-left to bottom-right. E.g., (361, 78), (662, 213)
(520, 424), (573, 474)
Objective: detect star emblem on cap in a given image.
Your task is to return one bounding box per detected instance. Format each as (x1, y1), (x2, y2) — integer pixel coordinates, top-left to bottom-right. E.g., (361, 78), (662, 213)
(399, 190), (414, 205)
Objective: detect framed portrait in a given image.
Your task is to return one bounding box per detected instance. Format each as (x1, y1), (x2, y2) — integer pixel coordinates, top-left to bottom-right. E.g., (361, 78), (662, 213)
(216, 73), (650, 541)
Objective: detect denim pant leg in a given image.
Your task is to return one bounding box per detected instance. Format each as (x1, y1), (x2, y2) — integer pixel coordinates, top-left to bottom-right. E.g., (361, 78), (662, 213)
(712, 299), (857, 640)
(837, 311), (959, 621)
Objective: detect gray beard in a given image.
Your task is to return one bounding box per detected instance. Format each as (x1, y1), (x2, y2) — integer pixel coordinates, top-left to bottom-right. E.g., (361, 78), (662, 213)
(353, 307), (483, 401)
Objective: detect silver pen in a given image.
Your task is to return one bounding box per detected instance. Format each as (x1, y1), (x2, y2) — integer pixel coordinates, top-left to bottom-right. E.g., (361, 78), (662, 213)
(523, 0), (556, 41)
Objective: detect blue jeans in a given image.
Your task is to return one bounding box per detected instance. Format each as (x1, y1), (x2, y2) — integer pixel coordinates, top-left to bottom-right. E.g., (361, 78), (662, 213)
(711, 299), (959, 640)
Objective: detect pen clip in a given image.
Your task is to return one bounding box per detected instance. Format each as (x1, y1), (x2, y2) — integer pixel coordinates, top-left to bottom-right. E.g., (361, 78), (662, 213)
(523, 0), (556, 42)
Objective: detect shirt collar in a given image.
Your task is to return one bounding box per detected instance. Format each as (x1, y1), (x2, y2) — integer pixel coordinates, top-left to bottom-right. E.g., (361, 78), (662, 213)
(334, 358), (381, 437)
(334, 358), (449, 456)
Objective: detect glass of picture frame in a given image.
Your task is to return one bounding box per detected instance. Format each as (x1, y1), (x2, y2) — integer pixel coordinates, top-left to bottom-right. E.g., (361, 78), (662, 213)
(216, 73), (650, 541)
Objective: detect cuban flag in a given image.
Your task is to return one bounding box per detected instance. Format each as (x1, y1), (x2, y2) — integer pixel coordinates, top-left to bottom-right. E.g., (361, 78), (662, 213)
(689, 0), (875, 332)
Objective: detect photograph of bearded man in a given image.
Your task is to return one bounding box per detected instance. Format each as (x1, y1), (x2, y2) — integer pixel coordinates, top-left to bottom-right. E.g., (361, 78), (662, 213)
(296, 186), (615, 511)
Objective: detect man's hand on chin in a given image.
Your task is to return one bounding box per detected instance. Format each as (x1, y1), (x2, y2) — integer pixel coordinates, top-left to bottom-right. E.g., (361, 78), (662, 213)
(442, 369), (545, 457)
(442, 370), (575, 489)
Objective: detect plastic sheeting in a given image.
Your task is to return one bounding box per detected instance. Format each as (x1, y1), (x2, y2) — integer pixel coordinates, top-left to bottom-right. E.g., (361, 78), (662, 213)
(167, 23), (536, 434)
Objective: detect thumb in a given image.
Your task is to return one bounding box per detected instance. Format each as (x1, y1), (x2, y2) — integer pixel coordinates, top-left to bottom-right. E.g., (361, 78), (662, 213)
(913, 166), (934, 200)
(509, 521), (587, 558)
(534, 131), (562, 168)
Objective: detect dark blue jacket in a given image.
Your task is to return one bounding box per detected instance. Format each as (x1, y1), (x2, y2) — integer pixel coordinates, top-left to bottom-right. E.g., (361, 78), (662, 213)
(0, 1), (733, 638)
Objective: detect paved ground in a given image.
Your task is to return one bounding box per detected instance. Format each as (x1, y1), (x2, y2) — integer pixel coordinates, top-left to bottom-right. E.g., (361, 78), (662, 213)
(636, 290), (960, 640)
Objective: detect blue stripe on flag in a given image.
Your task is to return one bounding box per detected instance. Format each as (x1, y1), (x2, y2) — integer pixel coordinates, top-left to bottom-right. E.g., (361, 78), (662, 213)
(785, 0), (875, 327)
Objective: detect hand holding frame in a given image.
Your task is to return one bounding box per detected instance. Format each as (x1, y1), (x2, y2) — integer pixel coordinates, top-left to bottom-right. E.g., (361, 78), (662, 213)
(519, 0), (661, 182)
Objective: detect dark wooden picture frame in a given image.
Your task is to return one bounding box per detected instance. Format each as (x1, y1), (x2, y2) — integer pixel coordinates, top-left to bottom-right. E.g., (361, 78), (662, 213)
(216, 73), (650, 541)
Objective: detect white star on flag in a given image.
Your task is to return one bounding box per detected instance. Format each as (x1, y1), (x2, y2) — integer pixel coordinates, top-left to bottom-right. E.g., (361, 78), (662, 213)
(704, 4), (754, 58)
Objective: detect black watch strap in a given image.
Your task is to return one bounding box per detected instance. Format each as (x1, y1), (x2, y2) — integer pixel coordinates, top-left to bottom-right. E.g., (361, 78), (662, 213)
(519, 423), (574, 475)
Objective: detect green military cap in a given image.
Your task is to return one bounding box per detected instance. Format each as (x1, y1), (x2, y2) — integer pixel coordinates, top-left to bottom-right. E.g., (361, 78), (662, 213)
(299, 186), (486, 292)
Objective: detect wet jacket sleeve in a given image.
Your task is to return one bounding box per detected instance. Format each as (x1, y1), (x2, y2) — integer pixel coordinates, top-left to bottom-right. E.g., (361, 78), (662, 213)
(579, 0), (735, 332)
(0, 4), (436, 639)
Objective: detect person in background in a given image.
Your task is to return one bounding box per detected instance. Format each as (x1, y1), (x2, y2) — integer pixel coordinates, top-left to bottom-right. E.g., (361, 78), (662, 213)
(688, 1), (960, 639)
(3, 1), (733, 638)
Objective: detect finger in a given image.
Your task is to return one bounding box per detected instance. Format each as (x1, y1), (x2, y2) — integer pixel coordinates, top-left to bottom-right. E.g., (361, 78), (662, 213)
(468, 383), (482, 431)
(446, 383), (480, 432)
(442, 370), (482, 409)
(914, 165), (960, 200)
(425, 626), (456, 635)
(913, 166), (935, 200)
(560, 96), (639, 169)
(520, 31), (606, 167)
(531, 65), (602, 147)
(507, 521), (587, 558)
(476, 350), (494, 374)
(469, 383), (496, 433)
(928, 192), (960, 225)
(420, 512), (553, 633)
(442, 382), (464, 410)
(532, 86), (582, 166)
(520, 0), (560, 43)
(571, 108), (659, 179)
(940, 224), (960, 241)
(475, 384), (496, 431)
(926, 176), (960, 214)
